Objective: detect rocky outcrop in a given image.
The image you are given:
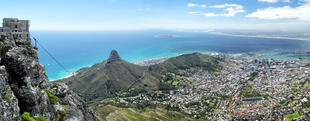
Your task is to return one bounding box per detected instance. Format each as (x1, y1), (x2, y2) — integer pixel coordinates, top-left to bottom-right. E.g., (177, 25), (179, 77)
(0, 66), (20, 121)
(107, 50), (121, 63)
(0, 38), (99, 121)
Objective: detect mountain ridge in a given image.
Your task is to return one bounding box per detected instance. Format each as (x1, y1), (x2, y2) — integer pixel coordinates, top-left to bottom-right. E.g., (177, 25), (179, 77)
(58, 50), (162, 101)
(58, 50), (223, 102)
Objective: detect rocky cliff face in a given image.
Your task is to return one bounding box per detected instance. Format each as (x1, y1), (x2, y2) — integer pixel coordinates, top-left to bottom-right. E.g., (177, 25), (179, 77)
(0, 38), (98, 121)
(107, 50), (121, 63)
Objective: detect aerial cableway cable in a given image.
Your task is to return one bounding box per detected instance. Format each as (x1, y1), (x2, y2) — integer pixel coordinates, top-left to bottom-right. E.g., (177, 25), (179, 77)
(31, 35), (69, 74)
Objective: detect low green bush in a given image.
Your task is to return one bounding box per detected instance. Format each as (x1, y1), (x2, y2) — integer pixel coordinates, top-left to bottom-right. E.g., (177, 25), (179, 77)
(21, 112), (35, 121)
(20, 112), (46, 121)
(34, 116), (46, 121)
(30, 80), (35, 86)
(172, 81), (179, 86)
(41, 89), (59, 105)
(4, 94), (11, 103)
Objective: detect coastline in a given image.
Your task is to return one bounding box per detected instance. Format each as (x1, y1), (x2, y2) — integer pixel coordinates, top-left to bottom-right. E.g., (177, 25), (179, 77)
(209, 31), (310, 42)
(53, 51), (309, 81)
(133, 57), (169, 66)
(52, 52), (234, 81)
(53, 53), (189, 81)
(49, 31), (310, 81)
(50, 65), (92, 81)
(52, 58), (168, 81)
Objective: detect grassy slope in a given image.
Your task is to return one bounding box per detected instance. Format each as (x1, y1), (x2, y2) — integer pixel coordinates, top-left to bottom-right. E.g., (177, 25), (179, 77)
(95, 105), (204, 121)
(150, 53), (223, 74)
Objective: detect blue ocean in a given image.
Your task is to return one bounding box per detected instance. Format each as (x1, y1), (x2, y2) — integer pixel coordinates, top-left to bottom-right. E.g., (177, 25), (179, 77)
(31, 30), (310, 80)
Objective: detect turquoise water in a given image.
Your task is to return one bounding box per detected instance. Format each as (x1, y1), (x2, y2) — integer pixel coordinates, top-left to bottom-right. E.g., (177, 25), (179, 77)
(31, 30), (310, 80)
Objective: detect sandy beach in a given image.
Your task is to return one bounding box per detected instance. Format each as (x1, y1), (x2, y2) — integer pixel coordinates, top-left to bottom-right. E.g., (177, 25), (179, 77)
(133, 57), (169, 66)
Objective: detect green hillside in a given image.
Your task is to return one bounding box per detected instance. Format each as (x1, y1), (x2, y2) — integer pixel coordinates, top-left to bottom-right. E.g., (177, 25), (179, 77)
(58, 50), (161, 101)
(58, 51), (223, 102)
(150, 52), (223, 74)
(93, 105), (204, 121)
(60, 59), (161, 100)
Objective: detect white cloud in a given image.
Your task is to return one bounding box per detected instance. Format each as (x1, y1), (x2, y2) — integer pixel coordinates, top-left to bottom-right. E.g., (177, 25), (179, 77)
(189, 11), (201, 14)
(246, 3), (310, 21)
(205, 4), (245, 17)
(205, 13), (218, 16)
(200, 5), (207, 8)
(187, 3), (197, 7)
(258, 0), (293, 3)
(210, 4), (242, 9)
(187, 3), (207, 8)
(258, 0), (278, 3)
(301, 0), (310, 3)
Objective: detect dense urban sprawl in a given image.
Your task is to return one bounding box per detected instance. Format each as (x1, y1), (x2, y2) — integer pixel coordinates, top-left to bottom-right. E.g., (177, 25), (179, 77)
(97, 54), (310, 120)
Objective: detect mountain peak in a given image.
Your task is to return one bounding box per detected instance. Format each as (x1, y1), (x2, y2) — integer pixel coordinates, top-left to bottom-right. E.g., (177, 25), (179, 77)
(107, 50), (121, 63)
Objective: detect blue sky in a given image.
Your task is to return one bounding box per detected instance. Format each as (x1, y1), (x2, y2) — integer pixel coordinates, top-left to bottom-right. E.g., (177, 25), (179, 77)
(0, 0), (309, 31)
